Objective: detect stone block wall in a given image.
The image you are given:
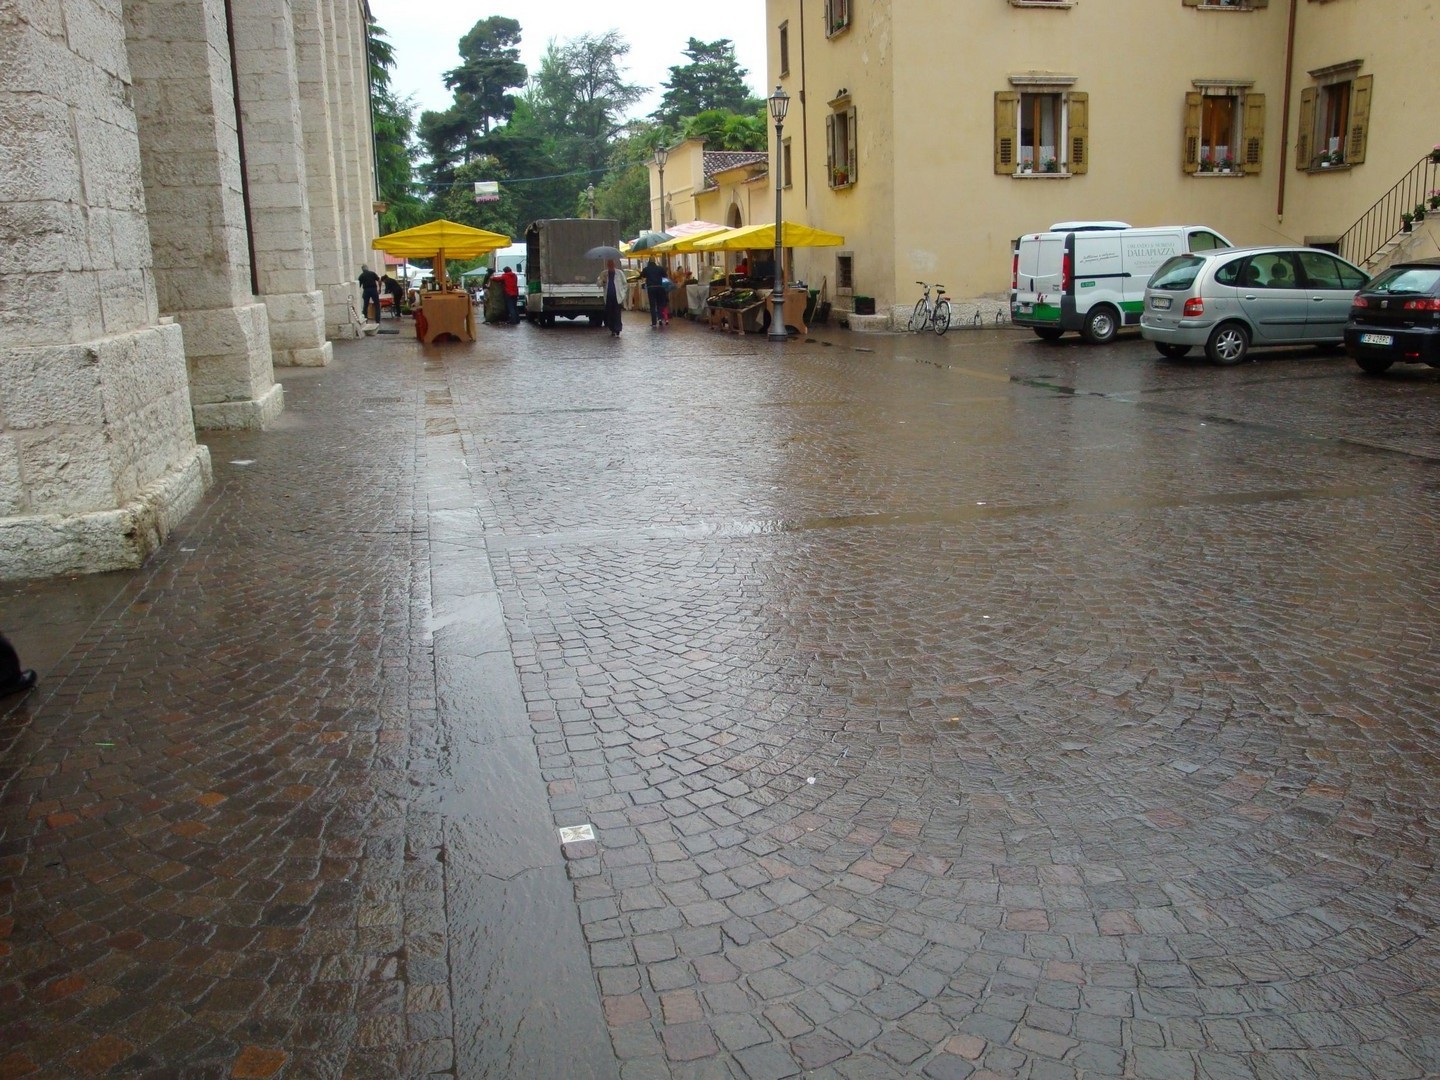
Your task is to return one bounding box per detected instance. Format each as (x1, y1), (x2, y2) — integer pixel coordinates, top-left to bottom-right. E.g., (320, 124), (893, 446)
(0, 2), (211, 579)
(0, 0), (376, 578)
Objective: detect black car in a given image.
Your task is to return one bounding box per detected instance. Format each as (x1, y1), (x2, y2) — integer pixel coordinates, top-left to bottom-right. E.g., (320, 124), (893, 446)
(1344, 257), (1440, 374)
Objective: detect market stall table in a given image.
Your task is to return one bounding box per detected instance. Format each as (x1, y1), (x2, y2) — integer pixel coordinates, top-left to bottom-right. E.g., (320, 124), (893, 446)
(782, 286), (810, 334)
(419, 291), (474, 343)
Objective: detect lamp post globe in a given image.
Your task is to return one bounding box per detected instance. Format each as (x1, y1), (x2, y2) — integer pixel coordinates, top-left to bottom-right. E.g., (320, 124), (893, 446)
(767, 85), (790, 342)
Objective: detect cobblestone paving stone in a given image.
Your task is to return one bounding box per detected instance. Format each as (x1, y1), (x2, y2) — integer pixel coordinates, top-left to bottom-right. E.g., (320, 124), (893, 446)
(3, 319), (1439, 1078)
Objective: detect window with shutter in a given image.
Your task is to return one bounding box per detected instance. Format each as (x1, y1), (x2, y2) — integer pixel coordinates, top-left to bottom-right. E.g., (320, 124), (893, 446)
(825, 0), (851, 37)
(1183, 84), (1259, 176)
(826, 97), (856, 188)
(1301, 64), (1367, 170)
(1242, 93), (1265, 172)
(1296, 87), (1316, 169)
(1067, 92), (1088, 174)
(994, 92), (1018, 174)
(996, 86), (1084, 176)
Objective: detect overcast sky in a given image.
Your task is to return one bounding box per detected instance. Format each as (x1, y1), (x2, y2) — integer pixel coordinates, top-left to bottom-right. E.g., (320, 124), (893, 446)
(366, 1), (771, 120)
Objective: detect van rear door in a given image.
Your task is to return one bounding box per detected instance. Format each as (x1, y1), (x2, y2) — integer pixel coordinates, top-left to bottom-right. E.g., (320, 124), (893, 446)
(1012, 234), (1067, 327)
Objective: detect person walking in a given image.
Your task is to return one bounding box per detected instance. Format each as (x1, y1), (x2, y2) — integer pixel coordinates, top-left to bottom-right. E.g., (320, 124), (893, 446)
(639, 256), (669, 328)
(0, 632), (37, 698)
(358, 264), (381, 323)
(598, 259), (626, 336)
(496, 266), (520, 324)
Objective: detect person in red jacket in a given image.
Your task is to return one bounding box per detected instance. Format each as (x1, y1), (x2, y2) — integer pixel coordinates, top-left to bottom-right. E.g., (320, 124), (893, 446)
(497, 266), (520, 324)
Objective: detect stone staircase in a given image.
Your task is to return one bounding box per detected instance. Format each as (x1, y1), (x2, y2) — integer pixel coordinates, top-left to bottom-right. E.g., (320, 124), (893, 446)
(1362, 215), (1439, 275)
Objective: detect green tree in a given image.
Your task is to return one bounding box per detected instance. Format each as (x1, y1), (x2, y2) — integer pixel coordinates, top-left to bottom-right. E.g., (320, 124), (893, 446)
(416, 107), (472, 193)
(444, 17), (528, 137)
(682, 107), (767, 151)
(368, 19), (426, 231)
(476, 99), (582, 230)
(652, 39), (758, 129)
(529, 32), (644, 177)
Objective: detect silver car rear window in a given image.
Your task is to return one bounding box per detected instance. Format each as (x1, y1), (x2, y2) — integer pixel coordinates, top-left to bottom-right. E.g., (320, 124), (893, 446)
(1149, 256), (1204, 290)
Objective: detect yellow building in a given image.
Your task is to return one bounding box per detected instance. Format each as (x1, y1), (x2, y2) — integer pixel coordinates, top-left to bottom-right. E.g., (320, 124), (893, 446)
(760, 0), (1440, 322)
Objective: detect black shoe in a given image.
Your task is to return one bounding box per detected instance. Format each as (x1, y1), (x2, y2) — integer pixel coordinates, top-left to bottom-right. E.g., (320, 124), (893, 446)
(1, 670), (36, 697)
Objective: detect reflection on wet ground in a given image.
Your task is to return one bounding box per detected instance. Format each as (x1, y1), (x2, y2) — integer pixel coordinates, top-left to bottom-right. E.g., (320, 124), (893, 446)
(2, 320), (1438, 1078)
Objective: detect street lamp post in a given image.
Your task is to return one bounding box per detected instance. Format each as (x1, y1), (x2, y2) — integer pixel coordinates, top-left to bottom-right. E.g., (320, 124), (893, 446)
(653, 146), (669, 233)
(767, 85), (790, 342)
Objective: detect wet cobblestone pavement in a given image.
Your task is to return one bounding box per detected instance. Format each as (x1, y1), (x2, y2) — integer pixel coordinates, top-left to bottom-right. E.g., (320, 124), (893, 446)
(3, 318), (1440, 1078)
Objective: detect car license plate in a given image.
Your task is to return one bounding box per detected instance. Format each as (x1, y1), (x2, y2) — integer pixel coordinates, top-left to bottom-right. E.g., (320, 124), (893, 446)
(1359, 332), (1393, 346)
(1018, 303), (1033, 315)
(1151, 296), (1172, 310)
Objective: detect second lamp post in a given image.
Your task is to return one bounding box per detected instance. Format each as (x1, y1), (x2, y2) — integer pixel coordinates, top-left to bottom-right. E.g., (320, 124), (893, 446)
(767, 86), (790, 343)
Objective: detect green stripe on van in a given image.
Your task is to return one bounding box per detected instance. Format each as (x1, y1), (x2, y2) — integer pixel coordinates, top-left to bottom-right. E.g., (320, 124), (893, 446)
(1013, 305), (1062, 324)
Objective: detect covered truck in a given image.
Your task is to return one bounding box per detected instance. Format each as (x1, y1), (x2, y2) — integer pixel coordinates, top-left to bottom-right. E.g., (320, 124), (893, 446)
(525, 218), (620, 326)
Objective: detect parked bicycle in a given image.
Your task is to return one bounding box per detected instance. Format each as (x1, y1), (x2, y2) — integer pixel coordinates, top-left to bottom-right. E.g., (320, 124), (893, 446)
(907, 281), (951, 335)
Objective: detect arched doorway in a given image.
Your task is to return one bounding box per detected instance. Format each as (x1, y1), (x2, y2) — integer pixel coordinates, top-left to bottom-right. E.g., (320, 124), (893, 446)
(727, 204), (743, 229)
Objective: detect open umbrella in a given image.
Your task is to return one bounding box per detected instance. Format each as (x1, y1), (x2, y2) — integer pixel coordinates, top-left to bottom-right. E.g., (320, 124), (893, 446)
(584, 245), (625, 261)
(627, 231), (672, 252)
(666, 220), (726, 238)
(372, 219), (511, 287)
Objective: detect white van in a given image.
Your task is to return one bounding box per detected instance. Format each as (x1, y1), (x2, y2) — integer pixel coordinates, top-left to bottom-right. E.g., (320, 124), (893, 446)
(489, 242), (528, 311)
(1011, 223), (1232, 343)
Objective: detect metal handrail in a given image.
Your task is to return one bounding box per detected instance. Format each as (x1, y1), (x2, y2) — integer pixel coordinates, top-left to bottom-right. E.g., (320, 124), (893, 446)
(1338, 153), (1439, 268)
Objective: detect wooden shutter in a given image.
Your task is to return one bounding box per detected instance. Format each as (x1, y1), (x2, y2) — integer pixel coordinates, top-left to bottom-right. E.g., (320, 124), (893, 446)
(994, 91), (1017, 174)
(1067, 92), (1089, 175)
(825, 112), (836, 186)
(844, 106), (857, 179)
(1347, 74), (1372, 164)
(1183, 92), (1202, 173)
(1296, 86), (1316, 169)
(1242, 92), (1264, 173)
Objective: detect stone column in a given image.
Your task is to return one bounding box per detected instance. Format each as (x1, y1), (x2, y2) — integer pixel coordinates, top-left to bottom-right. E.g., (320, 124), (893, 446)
(122, 0), (284, 429)
(326, 0), (362, 304)
(0, 2), (212, 578)
(230, 0), (331, 366)
(294, 0), (354, 337)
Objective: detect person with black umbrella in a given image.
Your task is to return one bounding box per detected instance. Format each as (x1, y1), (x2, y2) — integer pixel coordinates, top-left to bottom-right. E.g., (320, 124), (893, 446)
(598, 259), (627, 336)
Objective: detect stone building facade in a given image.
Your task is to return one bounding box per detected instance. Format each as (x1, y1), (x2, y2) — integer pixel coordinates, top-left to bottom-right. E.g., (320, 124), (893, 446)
(762, 0), (1440, 318)
(1, 0), (377, 579)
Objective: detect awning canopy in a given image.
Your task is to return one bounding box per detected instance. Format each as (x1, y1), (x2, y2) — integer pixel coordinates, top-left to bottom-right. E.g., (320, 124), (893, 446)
(371, 220), (512, 287)
(649, 228), (731, 254)
(371, 219), (512, 259)
(693, 221), (845, 251)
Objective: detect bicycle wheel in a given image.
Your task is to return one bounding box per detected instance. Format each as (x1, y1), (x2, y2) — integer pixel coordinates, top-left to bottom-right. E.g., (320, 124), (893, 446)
(933, 300), (951, 335)
(908, 299), (928, 332)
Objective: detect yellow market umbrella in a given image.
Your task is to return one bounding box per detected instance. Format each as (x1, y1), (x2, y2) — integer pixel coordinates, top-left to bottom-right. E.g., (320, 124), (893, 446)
(650, 227), (731, 254)
(372, 219), (511, 286)
(692, 221), (845, 251)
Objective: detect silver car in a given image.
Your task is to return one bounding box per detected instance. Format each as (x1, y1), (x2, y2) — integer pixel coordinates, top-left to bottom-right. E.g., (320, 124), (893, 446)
(1140, 245), (1369, 364)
